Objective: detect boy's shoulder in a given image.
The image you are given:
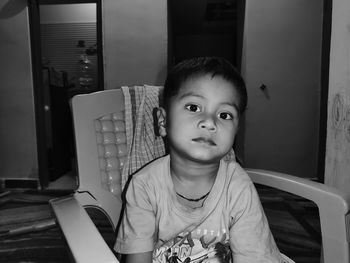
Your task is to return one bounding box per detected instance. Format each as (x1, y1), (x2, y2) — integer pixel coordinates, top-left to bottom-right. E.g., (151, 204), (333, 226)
(224, 159), (249, 177)
(131, 155), (169, 181)
(223, 160), (253, 186)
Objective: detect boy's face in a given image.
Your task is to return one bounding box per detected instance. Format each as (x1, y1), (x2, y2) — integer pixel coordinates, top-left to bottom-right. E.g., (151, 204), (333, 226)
(162, 74), (240, 164)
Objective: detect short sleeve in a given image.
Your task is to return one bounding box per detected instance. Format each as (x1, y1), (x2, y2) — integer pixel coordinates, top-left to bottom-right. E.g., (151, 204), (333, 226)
(229, 182), (285, 263)
(114, 177), (156, 254)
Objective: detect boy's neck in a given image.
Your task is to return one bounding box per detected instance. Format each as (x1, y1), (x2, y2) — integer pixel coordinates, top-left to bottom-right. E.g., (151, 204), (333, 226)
(169, 153), (220, 183)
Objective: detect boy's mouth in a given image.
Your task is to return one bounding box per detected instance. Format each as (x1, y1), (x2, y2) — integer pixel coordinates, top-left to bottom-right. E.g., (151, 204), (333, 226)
(192, 137), (216, 146)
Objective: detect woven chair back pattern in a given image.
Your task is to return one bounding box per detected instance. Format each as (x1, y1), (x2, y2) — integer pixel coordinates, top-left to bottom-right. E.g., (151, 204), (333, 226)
(94, 111), (127, 196)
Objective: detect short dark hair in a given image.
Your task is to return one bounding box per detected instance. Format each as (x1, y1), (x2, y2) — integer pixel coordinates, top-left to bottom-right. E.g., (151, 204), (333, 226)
(163, 57), (248, 114)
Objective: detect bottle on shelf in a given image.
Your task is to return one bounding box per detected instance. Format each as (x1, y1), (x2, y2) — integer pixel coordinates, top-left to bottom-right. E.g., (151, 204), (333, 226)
(77, 54), (94, 90)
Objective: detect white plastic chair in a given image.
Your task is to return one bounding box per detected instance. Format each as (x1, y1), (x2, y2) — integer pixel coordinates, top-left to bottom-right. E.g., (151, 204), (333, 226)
(50, 89), (350, 263)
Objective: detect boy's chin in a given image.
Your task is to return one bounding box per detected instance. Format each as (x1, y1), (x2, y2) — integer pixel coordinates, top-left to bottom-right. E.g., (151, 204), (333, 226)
(186, 152), (224, 164)
(170, 147), (227, 164)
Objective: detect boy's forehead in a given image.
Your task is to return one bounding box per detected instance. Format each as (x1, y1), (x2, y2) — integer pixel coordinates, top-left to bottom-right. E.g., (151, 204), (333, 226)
(173, 76), (240, 108)
(177, 75), (237, 97)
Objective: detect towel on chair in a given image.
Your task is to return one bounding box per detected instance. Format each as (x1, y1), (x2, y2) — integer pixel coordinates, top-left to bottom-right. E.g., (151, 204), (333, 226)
(121, 85), (166, 189)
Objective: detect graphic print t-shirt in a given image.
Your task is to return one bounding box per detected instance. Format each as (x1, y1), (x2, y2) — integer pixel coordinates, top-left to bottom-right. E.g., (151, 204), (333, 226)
(115, 155), (287, 263)
(154, 226), (232, 263)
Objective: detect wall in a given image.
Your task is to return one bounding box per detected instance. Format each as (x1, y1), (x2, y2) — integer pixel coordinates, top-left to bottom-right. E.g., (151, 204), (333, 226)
(0, 1), (38, 180)
(241, 0), (323, 178)
(325, 0), (350, 192)
(103, 0), (168, 89)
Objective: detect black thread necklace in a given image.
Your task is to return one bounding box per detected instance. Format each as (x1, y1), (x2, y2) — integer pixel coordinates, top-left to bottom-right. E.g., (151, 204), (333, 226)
(176, 191), (210, 202)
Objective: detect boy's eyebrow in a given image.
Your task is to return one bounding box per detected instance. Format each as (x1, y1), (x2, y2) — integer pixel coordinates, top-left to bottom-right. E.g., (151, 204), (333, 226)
(179, 91), (240, 112)
(178, 91), (203, 100)
(223, 102), (239, 113)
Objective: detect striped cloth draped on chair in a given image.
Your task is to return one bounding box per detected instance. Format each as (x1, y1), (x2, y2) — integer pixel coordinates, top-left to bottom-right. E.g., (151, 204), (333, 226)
(121, 85), (166, 189)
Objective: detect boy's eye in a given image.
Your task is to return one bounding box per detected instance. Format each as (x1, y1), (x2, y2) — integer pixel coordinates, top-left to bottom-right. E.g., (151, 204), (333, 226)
(185, 104), (200, 112)
(219, 112), (233, 120)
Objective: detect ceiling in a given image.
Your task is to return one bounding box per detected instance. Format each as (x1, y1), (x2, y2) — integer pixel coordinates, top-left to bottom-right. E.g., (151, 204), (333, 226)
(169, 0), (237, 35)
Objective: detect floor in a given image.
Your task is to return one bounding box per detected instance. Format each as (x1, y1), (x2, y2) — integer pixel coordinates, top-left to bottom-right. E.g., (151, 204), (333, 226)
(257, 185), (321, 262)
(0, 172), (116, 263)
(0, 176), (321, 262)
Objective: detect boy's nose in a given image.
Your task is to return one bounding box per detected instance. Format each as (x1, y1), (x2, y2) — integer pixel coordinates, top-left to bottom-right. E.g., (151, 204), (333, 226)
(199, 116), (217, 132)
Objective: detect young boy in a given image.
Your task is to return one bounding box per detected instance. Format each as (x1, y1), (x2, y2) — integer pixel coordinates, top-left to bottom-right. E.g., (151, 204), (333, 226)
(115, 57), (293, 263)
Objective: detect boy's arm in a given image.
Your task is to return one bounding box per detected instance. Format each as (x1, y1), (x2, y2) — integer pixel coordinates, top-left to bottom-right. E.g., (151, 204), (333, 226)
(229, 182), (285, 262)
(124, 251), (153, 263)
(115, 178), (156, 260)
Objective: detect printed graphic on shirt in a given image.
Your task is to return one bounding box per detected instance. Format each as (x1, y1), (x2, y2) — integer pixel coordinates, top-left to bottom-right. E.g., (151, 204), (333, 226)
(153, 228), (232, 263)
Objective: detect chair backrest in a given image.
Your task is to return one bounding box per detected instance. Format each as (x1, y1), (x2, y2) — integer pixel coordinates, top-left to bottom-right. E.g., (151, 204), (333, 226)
(71, 88), (126, 229)
(247, 169), (350, 263)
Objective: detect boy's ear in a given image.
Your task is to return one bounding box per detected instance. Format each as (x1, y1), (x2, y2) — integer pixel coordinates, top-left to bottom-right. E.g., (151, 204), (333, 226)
(156, 107), (167, 137)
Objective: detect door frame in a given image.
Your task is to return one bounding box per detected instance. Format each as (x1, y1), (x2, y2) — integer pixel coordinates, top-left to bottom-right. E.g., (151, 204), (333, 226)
(28, 0), (103, 188)
(317, 0), (332, 183)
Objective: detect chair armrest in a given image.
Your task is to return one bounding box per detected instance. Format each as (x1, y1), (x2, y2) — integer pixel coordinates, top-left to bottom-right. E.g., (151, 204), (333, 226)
(50, 196), (119, 263)
(246, 168), (350, 263)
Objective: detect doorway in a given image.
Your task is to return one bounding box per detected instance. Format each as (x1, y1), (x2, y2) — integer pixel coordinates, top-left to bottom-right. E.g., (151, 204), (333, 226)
(28, 0), (103, 189)
(168, 0), (245, 161)
(168, 0), (239, 66)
